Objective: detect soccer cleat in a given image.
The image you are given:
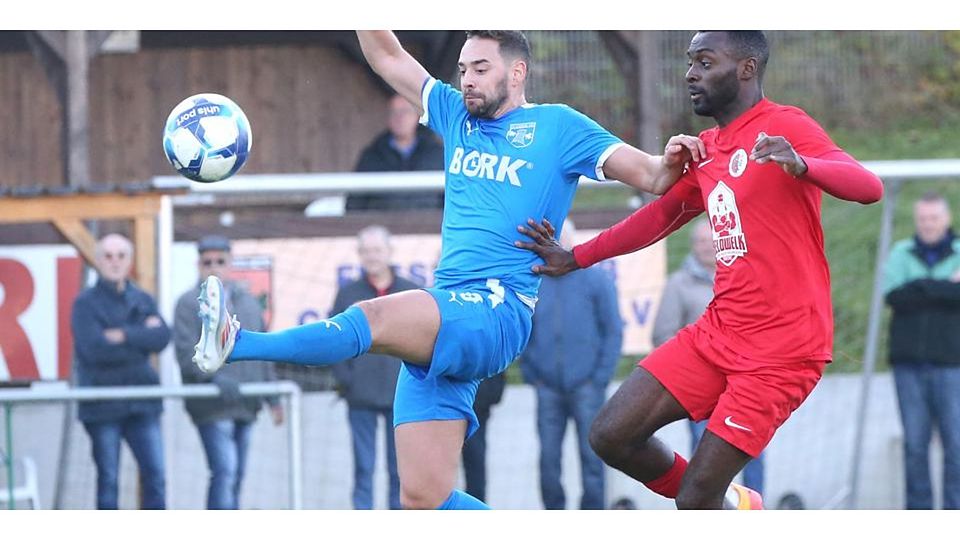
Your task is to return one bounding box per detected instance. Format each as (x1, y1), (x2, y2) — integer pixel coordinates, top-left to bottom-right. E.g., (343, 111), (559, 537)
(724, 483), (764, 510)
(193, 275), (240, 373)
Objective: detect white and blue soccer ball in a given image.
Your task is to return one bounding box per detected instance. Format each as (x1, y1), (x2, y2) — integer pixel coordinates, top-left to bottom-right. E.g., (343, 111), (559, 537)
(162, 93), (252, 183)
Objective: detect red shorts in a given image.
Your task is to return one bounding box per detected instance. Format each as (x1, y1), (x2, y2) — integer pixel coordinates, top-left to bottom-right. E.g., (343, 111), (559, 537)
(640, 324), (826, 458)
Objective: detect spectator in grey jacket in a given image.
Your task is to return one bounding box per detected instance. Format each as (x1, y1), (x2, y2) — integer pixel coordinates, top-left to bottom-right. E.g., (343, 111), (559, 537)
(72, 233), (170, 509)
(519, 219), (623, 510)
(331, 225), (419, 510)
(174, 235), (283, 510)
(651, 217), (764, 495)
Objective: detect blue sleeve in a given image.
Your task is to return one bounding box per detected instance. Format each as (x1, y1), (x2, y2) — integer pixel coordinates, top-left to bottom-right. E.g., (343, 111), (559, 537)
(419, 77), (464, 138)
(557, 105), (623, 182)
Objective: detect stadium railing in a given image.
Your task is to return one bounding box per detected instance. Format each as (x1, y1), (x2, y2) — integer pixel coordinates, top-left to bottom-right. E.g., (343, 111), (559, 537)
(0, 381), (302, 509)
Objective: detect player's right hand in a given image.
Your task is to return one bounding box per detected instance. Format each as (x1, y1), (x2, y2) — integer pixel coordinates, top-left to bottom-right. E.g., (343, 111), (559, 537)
(515, 218), (581, 277)
(663, 133), (707, 170)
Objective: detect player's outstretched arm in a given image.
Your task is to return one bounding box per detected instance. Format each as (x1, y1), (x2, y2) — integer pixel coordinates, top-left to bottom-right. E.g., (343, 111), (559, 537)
(517, 179), (704, 275)
(750, 134), (883, 204)
(601, 134), (706, 195)
(356, 31), (431, 113)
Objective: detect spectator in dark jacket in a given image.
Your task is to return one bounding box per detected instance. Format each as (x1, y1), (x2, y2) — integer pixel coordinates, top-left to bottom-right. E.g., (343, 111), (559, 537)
(331, 225), (419, 509)
(173, 235), (284, 510)
(519, 219), (623, 510)
(348, 94), (445, 211)
(72, 233), (170, 509)
(883, 191), (960, 509)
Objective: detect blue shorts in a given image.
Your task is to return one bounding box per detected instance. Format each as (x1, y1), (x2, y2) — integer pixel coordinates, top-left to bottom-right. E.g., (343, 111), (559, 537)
(393, 279), (533, 439)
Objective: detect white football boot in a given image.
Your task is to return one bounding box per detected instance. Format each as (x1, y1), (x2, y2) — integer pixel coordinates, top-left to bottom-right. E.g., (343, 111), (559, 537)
(193, 275), (240, 373)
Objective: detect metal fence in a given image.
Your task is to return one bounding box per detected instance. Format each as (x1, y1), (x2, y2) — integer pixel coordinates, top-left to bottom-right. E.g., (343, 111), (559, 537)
(525, 31), (956, 143)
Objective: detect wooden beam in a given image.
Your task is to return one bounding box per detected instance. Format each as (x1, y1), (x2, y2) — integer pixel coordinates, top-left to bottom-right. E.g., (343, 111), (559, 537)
(134, 216), (156, 296)
(0, 193), (163, 224)
(86, 30), (113, 57)
(35, 30), (66, 59)
(51, 218), (98, 268)
(65, 30), (91, 188)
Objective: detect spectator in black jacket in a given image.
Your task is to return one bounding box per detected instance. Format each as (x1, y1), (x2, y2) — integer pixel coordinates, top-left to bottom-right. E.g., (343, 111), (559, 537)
(348, 94), (444, 211)
(72, 233), (170, 509)
(883, 191), (960, 509)
(331, 225), (419, 509)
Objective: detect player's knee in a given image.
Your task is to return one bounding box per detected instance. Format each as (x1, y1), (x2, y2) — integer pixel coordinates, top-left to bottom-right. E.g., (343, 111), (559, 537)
(400, 485), (448, 510)
(588, 417), (619, 463)
(355, 298), (383, 327)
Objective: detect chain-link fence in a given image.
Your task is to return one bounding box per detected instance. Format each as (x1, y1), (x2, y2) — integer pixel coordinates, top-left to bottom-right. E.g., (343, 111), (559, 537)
(526, 31), (957, 143)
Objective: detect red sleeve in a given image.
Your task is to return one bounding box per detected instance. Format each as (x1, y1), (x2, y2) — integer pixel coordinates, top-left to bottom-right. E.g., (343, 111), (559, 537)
(573, 173), (704, 268)
(800, 150), (884, 204)
(770, 107), (839, 158)
(771, 108), (883, 204)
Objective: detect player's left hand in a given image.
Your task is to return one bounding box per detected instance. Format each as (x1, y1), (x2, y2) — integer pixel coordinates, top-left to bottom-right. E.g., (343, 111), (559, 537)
(750, 133), (808, 177)
(663, 134), (707, 169)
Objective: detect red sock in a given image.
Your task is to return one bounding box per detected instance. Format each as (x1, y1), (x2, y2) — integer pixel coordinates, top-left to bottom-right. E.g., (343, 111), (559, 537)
(643, 452), (688, 499)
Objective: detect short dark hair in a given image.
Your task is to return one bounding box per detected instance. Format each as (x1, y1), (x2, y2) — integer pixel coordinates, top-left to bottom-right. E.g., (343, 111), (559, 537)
(465, 31), (531, 65)
(701, 31), (769, 80)
(724, 31), (769, 79)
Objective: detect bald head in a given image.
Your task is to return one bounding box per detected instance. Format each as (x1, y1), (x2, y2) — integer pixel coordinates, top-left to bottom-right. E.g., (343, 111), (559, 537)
(96, 234), (134, 283)
(387, 94), (420, 145)
(357, 225), (394, 279)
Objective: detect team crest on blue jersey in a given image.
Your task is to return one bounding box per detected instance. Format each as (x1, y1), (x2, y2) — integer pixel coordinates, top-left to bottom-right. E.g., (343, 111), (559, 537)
(506, 122), (536, 148)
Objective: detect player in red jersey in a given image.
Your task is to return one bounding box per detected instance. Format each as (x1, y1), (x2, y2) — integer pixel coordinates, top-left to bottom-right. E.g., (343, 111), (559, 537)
(515, 31), (883, 510)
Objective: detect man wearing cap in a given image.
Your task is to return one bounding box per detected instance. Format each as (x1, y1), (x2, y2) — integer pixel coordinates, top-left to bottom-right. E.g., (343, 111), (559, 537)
(173, 235), (284, 510)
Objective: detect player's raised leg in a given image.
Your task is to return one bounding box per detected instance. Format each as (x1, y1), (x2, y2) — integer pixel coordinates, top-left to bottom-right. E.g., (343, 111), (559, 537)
(588, 367), (690, 493)
(193, 275), (439, 373)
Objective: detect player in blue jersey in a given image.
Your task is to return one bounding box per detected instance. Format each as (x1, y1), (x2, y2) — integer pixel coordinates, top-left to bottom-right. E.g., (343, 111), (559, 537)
(192, 30), (704, 510)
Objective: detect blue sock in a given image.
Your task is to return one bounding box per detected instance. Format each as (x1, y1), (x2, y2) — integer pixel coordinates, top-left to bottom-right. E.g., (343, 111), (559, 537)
(436, 490), (490, 510)
(229, 305), (372, 365)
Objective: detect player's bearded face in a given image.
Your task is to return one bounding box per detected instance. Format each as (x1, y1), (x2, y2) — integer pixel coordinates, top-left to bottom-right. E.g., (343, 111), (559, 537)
(692, 65), (740, 117)
(464, 74), (509, 119)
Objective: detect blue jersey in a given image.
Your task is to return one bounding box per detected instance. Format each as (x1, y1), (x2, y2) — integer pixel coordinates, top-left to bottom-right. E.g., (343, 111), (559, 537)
(420, 77), (623, 307)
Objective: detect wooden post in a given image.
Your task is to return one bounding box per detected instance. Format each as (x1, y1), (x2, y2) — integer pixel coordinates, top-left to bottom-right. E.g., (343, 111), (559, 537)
(28, 30), (112, 188)
(65, 31), (91, 189)
(133, 216), (157, 296)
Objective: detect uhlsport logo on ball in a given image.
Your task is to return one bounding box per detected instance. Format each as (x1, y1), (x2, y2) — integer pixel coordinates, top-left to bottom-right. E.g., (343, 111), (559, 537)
(162, 93), (252, 183)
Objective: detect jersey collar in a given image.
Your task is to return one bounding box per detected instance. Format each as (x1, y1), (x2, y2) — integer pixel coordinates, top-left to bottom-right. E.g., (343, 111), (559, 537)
(718, 98), (773, 138)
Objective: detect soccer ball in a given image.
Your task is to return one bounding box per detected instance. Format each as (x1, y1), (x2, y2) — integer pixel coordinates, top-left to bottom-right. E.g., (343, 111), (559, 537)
(162, 93), (252, 183)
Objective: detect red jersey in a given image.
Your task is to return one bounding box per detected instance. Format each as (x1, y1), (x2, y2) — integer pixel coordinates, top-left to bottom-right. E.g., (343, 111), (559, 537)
(574, 99), (881, 362)
(680, 98), (842, 361)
